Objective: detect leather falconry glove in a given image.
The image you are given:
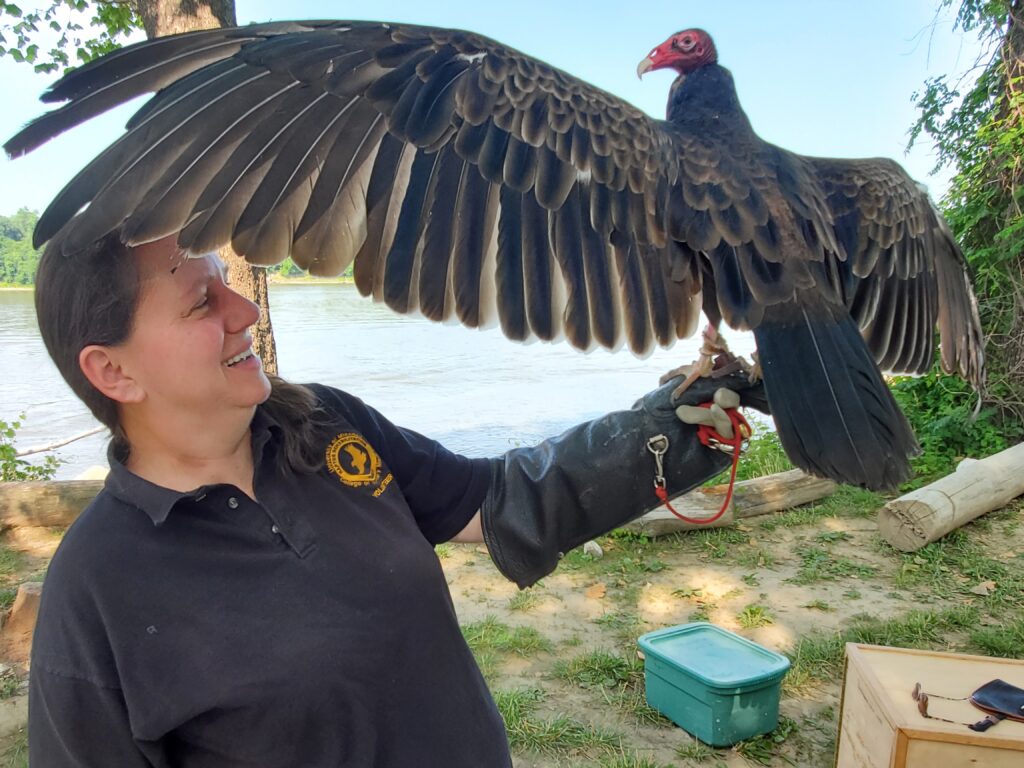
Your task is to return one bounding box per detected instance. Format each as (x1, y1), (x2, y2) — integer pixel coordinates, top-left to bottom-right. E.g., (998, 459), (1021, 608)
(480, 371), (770, 588)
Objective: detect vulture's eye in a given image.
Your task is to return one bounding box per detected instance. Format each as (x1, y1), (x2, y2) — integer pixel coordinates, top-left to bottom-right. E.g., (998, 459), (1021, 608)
(679, 36), (695, 50)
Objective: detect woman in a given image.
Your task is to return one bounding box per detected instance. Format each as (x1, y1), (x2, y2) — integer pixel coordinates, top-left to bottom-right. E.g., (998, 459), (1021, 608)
(29, 228), (765, 766)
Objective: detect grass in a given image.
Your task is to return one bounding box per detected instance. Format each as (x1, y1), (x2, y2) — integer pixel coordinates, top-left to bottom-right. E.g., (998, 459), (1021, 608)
(595, 753), (673, 768)
(0, 588), (17, 613)
(707, 431), (793, 484)
(737, 548), (776, 568)
(734, 717), (798, 765)
(737, 604), (774, 629)
(555, 651), (636, 689)
(971, 617), (1024, 658)
(785, 606), (980, 691)
(0, 732), (26, 768)
(462, 617), (552, 657)
(0, 549), (23, 579)
(803, 599), (831, 612)
(758, 486), (882, 531)
(434, 543), (453, 559)
(0, 670), (19, 700)
(461, 616), (552, 680)
(675, 737), (722, 762)
(789, 545), (877, 585)
(507, 589), (543, 612)
(593, 610), (644, 642)
(493, 688), (619, 757)
(554, 650), (668, 726)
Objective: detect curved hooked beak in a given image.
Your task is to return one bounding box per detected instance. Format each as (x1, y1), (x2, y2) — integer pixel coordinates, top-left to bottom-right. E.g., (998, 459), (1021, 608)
(636, 56), (655, 79)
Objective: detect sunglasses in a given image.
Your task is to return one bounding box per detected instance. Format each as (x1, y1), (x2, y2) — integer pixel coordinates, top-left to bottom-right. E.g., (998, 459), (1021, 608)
(911, 682), (1003, 732)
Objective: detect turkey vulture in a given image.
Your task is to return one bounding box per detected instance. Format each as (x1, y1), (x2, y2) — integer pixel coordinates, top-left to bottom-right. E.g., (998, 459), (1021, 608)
(4, 21), (985, 490)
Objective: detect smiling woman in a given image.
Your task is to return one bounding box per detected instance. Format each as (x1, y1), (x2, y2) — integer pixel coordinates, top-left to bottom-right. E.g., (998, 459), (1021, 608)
(26, 219), (768, 766)
(80, 239), (273, 495)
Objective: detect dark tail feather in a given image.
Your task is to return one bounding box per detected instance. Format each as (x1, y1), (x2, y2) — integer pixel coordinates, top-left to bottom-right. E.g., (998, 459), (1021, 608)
(753, 300), (919, 491)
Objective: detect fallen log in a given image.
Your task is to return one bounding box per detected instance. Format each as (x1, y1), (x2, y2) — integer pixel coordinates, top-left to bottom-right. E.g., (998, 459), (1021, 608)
(0, 480), (103, 530)
(624, 469), (837, 536)
(878, 442), (1024, 552)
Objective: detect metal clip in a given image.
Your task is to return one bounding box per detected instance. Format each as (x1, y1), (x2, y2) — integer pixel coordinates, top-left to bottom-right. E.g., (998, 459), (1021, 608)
(646, 434), (669, 489)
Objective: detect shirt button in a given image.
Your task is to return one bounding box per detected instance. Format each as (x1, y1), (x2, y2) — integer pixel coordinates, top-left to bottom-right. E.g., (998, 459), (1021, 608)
(271, 525), (280, 535)
(227, 497), (239, 509)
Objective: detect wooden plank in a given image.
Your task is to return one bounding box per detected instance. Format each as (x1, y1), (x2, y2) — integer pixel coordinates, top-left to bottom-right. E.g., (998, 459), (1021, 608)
(837, 643), (1024, 768)
(835, 651), (898, 767)
(905, 738), (1024, 766)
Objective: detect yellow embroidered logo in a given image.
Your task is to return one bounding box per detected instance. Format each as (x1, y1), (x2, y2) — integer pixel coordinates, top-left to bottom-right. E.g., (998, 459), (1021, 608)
(325, 433), (393, 497)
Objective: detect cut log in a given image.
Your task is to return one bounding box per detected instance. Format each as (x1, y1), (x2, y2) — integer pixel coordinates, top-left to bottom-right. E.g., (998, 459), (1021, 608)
(0, 480), (103, 530)
(624, 469), (837, 536)
(0, 582), (43, 666)
(878, 442), (1024, 552)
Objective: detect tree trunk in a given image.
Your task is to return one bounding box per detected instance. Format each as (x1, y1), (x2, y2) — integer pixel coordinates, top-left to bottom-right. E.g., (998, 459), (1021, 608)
(623, 469), (837, 536)
(877, 442), (1024, 552)
(0, 480), (104, 529)
(1001, 1), (1024, 417)
(132, 0), (279, 376)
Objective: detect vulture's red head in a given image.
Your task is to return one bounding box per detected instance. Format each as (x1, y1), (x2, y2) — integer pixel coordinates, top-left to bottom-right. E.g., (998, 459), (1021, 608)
(637, 28), (717, 78)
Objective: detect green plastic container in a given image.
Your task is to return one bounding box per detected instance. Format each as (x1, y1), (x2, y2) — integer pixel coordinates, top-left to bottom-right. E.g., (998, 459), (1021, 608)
(638, 622), (790, 747)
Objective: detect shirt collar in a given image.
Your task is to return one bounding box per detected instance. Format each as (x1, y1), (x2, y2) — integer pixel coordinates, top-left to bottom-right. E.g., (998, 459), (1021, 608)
(104, 406), (282, 525)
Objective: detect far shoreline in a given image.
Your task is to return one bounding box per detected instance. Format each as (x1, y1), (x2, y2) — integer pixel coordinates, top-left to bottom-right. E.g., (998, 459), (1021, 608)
(268, 275), (355, 286)
(2, 276), (354, 291)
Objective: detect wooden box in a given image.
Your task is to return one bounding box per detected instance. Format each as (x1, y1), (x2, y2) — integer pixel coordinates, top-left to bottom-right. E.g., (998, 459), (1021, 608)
(836, 644), (1024, 767)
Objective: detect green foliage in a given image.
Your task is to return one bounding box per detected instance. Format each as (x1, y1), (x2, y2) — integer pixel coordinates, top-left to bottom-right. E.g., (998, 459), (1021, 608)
(910, 0), (1024, 419)
(891, 370), (1021, 481)
(0, 209), (41, 285)
(265, 257), (304, 278)
(0, 0), (141, 73)
(1, 414), (60, 482)
(554, 650), (637, 689)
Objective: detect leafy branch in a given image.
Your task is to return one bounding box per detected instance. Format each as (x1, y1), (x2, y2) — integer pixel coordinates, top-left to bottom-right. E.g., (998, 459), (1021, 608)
(910, 0), (1024, 421)
(0, 0), (141, 73)
(1, 415), (60, 482)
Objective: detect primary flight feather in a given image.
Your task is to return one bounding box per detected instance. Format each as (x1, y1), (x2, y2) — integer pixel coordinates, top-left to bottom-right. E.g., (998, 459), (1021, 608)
(4, 20), (986, 490)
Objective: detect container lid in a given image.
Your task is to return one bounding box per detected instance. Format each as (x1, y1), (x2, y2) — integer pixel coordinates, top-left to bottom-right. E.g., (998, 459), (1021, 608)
(638, 622), (790, 689)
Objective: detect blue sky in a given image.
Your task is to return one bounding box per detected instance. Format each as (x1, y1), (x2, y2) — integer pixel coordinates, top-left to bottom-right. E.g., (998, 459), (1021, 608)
(0, 0), (983, 216)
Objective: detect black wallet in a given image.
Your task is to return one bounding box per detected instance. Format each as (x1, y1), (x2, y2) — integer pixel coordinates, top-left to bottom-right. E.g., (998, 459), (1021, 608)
(969, 679), (1024, 731)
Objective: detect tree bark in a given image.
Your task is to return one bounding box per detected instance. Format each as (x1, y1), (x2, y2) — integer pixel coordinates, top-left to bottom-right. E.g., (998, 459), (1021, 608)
(623, 469), (837, 536)
(132, 0), (279, 375)
(0, 480), (104, 529)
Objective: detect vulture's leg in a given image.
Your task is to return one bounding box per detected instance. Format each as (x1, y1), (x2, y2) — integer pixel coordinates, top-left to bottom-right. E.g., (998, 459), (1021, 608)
(660, 324), (759, 401)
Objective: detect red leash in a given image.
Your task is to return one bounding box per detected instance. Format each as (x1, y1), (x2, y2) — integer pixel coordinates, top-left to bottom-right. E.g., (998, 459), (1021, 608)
(650, 405), (751, 525)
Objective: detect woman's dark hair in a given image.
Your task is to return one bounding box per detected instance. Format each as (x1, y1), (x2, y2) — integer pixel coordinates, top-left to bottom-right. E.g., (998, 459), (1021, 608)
(34, 228), (325, 473)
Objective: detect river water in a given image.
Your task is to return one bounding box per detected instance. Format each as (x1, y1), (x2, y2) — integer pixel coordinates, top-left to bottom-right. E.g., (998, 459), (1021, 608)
(0, 284), (755, 479)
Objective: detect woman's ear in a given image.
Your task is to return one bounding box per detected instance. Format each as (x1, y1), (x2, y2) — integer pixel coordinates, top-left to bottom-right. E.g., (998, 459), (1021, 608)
(79, 345), (144, 404)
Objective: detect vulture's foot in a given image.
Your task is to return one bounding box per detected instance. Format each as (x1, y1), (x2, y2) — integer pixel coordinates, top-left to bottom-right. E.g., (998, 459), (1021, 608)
(662, 325), (732, 400)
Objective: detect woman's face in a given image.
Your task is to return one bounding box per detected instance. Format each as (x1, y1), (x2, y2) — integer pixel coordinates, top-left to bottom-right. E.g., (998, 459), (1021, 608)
(114, 237), (272, 420)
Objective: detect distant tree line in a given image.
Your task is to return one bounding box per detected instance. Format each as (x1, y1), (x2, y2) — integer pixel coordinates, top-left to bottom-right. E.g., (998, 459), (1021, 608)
(0, 208), (352, 286)
(0, 208), (41, 285)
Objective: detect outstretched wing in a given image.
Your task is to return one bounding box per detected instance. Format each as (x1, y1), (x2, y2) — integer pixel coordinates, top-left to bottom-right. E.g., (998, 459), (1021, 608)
(6, 20), (706, 355)
(5, 20), (985, 384)
(811, 156), (985, 389)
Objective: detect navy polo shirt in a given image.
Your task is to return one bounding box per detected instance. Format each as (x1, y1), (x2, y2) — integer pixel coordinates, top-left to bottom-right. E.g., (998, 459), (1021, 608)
(29, 385), (512, 767)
